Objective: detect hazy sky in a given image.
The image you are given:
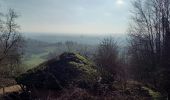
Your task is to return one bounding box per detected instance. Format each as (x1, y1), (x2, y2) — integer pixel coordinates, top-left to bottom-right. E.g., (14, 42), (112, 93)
(0, 0), (131, 35)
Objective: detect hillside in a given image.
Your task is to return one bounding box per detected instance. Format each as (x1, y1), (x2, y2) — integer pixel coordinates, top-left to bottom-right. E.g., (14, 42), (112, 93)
(0, 53), (164, 100)
(17, 52), (99, 90)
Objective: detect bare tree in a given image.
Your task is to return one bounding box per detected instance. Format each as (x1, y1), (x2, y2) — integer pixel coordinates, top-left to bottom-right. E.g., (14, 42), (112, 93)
(65, 41), (75, 52)
(0, 9), (24, 77)
(128, 0), (170, 96)
(94, 37), (119, 83)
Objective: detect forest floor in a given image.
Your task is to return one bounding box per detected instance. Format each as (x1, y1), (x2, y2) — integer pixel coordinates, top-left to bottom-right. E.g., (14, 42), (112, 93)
(0, 79), (165, 100)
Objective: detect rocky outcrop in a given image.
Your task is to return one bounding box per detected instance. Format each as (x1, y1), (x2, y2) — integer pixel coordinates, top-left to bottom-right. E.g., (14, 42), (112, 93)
(16, 52), (99, 90)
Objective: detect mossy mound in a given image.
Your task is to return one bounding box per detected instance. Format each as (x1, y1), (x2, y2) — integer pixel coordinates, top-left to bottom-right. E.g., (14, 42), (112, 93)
(16, 52), (99, 90)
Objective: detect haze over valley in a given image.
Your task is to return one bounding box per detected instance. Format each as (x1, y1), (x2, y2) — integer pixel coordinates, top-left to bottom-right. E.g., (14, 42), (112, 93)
(0, 0), (170, 100)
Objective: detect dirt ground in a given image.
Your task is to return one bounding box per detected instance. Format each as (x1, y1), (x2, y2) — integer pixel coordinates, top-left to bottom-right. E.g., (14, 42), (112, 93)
(0, 78), (22, 95)
(0, 85), (22, 95)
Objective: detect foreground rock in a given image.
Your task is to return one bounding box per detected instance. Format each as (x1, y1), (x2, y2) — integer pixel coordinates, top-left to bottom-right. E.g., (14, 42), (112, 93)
(16, 52), (99, 90)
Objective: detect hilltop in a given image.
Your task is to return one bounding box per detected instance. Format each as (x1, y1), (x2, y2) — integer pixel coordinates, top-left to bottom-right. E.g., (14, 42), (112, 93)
(16, 52), (99, 90)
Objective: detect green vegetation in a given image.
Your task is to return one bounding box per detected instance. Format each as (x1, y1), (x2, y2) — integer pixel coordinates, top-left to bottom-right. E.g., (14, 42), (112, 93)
(22, 46), (56, 69)
(142, 87), (162, 100)
(23, 52), (47, 68)
(16, 52), (99, 90)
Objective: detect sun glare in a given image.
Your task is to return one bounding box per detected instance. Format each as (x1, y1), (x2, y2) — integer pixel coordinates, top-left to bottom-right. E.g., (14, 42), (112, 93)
(116, 0), (124, 5)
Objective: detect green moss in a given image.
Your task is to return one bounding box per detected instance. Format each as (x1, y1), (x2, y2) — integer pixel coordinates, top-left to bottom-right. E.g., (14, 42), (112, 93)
(75, 54), (91, 64)
(16, 52), (99, 90)
(142, 86), (162, 100)
(68, 61), (98, 80)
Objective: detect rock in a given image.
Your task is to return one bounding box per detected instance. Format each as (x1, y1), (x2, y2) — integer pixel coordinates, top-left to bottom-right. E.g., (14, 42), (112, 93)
(16, 52), (99, 90)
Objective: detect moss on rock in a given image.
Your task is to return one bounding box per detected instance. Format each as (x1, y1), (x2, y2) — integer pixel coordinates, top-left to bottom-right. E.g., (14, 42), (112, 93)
(16, 52), (99, 90)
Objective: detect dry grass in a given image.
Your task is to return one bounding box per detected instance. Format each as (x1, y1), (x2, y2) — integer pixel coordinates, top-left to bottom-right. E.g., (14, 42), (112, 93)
(0, 80), (159, 100)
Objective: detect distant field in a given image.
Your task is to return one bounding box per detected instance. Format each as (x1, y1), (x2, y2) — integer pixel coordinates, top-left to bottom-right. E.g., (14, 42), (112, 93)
(23, 52), (47, 68)
(21, 38), (97, 70)
(22, 46), (57, 69)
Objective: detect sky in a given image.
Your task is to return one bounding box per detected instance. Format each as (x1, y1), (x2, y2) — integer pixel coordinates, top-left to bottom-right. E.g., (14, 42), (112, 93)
(0, 0), (131, 35)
